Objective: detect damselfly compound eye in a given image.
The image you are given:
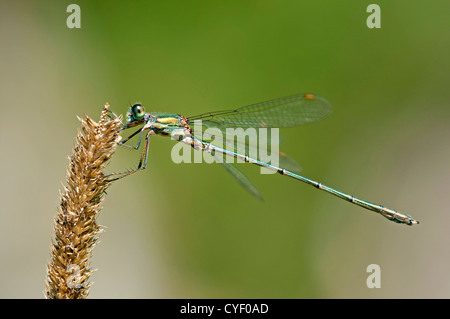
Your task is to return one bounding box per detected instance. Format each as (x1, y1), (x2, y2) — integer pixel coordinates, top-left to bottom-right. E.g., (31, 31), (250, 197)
(131, 104), (145, 120)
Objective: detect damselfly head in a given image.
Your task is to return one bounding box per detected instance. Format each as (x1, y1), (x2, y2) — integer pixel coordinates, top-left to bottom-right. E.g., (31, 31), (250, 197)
(127, 103), (146, 123)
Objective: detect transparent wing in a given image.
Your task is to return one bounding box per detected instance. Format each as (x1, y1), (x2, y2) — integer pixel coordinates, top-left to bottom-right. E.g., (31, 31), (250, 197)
(193, 121), (302, 173)
(220, 162), (263, 201)
(189, 93), (331, 128)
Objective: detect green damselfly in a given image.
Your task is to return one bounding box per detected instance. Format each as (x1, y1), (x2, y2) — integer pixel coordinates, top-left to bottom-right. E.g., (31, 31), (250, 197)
(109, 93), (419, 226)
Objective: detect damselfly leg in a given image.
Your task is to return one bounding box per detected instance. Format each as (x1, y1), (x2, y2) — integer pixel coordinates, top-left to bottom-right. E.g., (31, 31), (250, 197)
(107, 127), (154, 181)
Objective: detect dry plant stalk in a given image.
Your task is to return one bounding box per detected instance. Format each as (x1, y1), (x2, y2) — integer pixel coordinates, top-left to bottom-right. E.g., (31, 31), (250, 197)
(45, 104), (121, 299)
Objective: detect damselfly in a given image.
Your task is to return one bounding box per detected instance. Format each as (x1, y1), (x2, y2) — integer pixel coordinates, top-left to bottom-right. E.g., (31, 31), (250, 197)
(109, 93), (419, 226)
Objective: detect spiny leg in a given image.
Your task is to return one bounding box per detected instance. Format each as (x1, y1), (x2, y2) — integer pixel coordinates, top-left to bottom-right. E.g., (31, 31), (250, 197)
(106, 109), (146, 149)
(107, 130), (154, 181)
(119, 127), (146, 150)
(107, 127), (148, 179)
(136, 130), (153, 171)
(106, 109), (125, 126)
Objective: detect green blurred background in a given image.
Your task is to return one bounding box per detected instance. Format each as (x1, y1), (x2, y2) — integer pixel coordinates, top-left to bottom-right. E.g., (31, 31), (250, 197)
(1, 0), (449, 298)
